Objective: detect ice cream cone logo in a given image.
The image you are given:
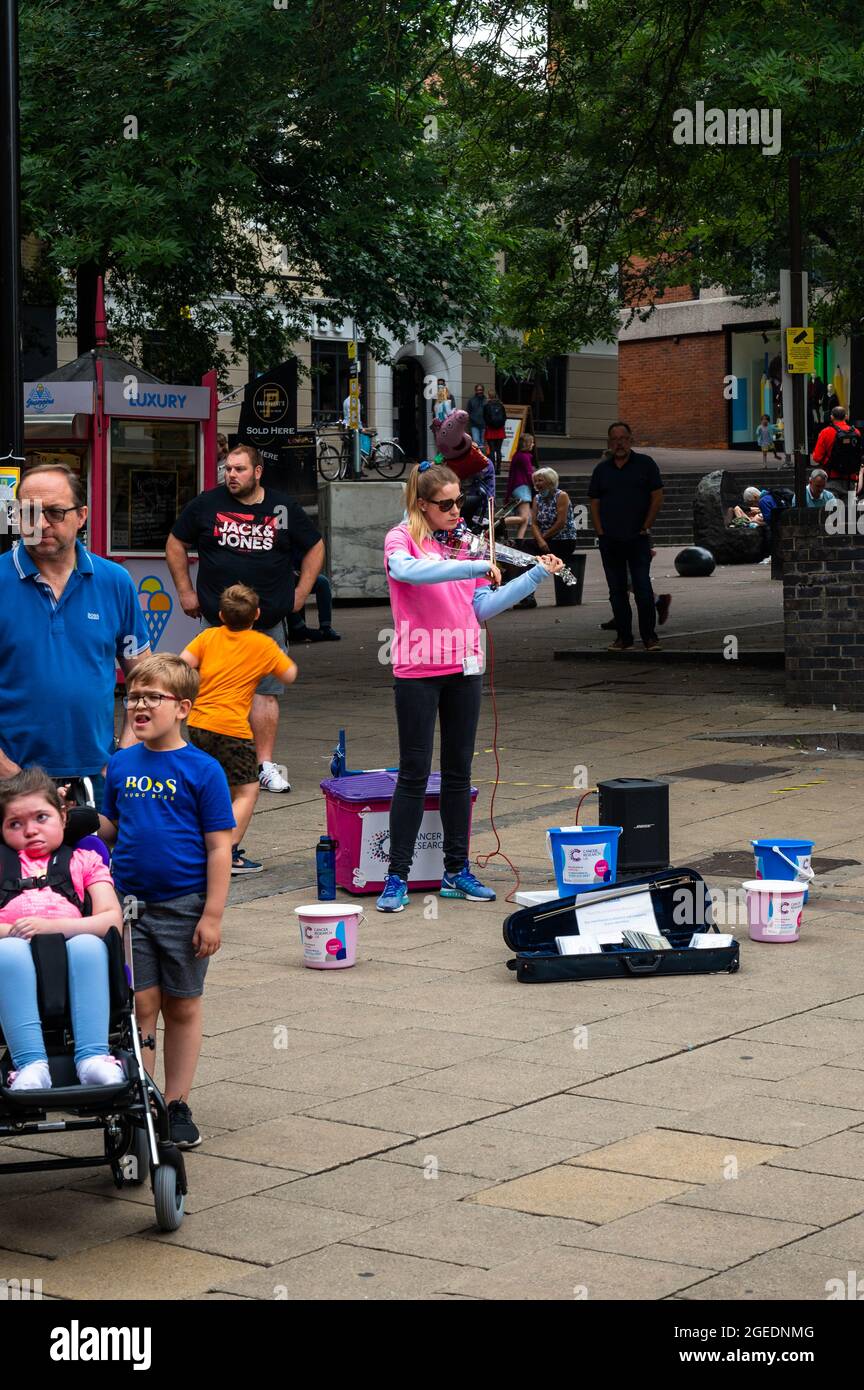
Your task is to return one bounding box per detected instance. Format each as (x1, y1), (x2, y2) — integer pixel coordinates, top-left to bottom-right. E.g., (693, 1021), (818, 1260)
(138, 576), (173, 650)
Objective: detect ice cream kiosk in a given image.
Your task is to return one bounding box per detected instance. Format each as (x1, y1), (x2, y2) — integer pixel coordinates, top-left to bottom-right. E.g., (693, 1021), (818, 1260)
(23, 291), (218, 654)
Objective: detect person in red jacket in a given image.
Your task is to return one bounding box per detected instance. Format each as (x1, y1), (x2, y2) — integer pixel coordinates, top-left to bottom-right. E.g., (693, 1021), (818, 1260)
(811, 407), (862, 492)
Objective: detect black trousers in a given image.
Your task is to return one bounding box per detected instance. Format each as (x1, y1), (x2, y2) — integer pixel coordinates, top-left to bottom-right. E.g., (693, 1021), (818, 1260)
(487, 437), (504, 470)
(599, 534), (657, 644)
(388, 673), (482, 880)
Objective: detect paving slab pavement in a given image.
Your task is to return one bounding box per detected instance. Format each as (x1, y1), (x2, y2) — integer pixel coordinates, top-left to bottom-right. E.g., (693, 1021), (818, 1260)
(3, 549), (864, 1301)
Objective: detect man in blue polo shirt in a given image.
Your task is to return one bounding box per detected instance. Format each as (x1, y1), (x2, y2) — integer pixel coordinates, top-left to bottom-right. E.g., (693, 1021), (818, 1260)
(0, 465), (150, 804)
(588, 422), (665, 651)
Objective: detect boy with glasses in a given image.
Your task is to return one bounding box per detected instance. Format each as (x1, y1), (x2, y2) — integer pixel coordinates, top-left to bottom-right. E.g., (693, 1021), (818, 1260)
(98, 654), (234, 1148)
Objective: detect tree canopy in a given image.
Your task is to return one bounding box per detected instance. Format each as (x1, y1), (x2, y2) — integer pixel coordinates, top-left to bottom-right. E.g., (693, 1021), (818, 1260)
(436, 0), (864, 372)
(20, 0), (497, 384)
(20, 0), (864, 385)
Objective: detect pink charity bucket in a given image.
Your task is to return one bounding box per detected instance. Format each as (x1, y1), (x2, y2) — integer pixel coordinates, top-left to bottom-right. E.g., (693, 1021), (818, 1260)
(742, 879), (805, 943)
(294, 904), (363, 969)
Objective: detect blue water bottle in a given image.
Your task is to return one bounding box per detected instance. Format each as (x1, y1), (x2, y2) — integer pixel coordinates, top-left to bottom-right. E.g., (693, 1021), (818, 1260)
(315, 836), (337, 901)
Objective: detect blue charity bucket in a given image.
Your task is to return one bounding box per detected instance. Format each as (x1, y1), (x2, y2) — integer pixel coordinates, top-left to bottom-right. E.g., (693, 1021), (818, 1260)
(547, 825), (622, 895)
(751, 838), (815, 904)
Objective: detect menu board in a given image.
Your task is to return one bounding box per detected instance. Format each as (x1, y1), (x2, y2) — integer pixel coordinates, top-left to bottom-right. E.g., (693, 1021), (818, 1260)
(257, 431), (318, 507)
(130, 469), (179, 551)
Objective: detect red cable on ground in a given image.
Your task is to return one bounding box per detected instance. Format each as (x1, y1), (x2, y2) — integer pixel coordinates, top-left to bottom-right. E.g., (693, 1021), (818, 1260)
(475, 624), (599, 904)
(474, 623), (525, 903)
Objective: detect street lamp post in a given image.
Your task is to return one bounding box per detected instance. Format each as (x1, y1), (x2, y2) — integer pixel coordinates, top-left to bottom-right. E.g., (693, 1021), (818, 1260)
(788, 156), (808, 506)
(0, 0), (22, 471)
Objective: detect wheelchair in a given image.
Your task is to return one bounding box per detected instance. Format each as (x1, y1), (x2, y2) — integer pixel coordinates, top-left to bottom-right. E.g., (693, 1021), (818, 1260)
(0, 921), (187, 1231)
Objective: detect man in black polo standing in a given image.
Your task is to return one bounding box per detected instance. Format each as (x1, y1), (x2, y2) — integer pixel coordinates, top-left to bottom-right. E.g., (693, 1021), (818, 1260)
(588, 422), (664, 651)
(166, 444), (324, 792)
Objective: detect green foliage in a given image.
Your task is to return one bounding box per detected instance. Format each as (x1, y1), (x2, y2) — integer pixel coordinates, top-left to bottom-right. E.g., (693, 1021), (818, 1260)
(438, 0), (864, 371)
(20, 0), (497, 386)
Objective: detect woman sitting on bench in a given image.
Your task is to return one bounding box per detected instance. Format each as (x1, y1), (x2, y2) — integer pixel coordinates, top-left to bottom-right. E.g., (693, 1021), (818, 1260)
(0, 768), (123, 1092)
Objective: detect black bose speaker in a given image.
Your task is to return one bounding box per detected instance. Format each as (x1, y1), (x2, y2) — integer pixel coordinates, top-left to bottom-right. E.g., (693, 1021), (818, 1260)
(598, 778), (669, 873)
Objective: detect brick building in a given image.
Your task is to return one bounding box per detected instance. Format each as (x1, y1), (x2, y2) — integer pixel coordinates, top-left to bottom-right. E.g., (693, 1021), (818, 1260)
(618, 283), (856, 451)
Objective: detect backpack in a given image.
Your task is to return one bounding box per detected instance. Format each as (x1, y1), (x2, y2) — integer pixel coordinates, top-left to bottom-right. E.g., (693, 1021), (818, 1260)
(767, 487), (794, 510)
(0, 844), (91, 916)
(827, 425), (863, 480)
(484, 400), (506, 429)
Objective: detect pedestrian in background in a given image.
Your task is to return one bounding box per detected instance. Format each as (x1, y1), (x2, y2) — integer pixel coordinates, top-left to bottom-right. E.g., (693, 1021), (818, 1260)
(588, 422), (664, 651)
(483, 390), (507, 473)
(166, 444), (324, 795)
(756, 415), (780, 465)
(432, 379), (456, 426)
(465, 384), (487, 447)
(504, 432), (536, 540)
(216, 433), (230, 484)
(801, 468), (836, 509)
(811, 406), (862, 493)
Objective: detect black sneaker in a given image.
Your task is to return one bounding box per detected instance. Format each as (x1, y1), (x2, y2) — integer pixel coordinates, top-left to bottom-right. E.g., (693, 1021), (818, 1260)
(318, 625), (342, 641)
(167, 1099), (201, 1149)
(599, 618), (617, 630)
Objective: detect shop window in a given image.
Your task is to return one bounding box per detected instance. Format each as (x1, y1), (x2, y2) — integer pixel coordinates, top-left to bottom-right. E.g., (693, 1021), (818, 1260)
(728, 328), (782, 446)
(110, 419), (198, 553)
(496, 357), (567, 434)
(311, 341), (367, 425)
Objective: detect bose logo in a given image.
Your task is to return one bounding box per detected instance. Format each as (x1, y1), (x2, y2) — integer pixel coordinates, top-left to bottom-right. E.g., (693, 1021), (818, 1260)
(635, 823), (654, 829)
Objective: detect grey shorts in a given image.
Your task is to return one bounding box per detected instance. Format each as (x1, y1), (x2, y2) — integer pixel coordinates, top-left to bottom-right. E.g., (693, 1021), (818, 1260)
(256, 620), (289, 695)
(131, 892), (209, 997)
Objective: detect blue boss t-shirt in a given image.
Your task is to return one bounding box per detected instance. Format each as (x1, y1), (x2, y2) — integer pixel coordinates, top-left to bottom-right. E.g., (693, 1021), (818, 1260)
(103, 744), (235, 903)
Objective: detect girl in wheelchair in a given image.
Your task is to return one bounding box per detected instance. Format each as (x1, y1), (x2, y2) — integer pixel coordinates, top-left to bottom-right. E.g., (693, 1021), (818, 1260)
(0, 768), (123, 1091)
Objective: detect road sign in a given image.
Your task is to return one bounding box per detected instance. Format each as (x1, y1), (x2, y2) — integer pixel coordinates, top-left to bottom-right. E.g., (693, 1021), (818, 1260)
(786, 326), (814, 374)
(348, 378), (360, 429)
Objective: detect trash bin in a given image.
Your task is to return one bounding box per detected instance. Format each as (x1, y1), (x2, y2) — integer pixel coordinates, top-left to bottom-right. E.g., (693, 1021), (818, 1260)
(549, 541), (585, 606)
(514, 538), (585, 605)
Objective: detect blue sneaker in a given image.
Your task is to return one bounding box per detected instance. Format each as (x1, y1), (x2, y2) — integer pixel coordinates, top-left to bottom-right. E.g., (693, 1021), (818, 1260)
(376, 874), (409, 913)
(440, 864), (496, 902)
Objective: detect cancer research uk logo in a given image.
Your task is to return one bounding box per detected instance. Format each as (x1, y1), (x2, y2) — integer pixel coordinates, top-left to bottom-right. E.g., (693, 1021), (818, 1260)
(25, 382), (56, 414)
(213, 511), (278, 551)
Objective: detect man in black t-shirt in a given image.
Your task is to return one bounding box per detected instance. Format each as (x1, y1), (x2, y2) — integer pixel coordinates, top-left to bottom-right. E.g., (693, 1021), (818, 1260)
(166, 444), (324, 793)
(588, 422), (664, 651)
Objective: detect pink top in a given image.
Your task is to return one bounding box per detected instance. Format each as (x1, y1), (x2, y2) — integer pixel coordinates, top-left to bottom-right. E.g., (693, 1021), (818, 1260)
(505, 450), (535, 499)
(0, 848), (114, 923)
(384, 523), (489, 678)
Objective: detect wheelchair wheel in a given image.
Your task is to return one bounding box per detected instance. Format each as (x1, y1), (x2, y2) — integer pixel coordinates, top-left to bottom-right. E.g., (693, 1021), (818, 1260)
(153, 1163), (185, 1231)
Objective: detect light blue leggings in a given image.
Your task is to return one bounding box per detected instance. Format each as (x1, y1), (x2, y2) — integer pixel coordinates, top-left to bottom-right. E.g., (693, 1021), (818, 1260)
(0, 935), (110, 1068)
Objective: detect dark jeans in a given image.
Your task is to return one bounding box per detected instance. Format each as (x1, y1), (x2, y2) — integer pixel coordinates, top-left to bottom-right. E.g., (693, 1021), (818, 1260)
(288, 573), (333, 629)
(599, 534), (657, 644)
(388, 673), (483, 880)
(487, 437), (504, 470)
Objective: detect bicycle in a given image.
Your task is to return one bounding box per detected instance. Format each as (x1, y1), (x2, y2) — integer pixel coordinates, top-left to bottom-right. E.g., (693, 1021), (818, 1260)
(317, 426), (348, 482)
(366, 435), (407, 480)
(317, 424), (407, 481)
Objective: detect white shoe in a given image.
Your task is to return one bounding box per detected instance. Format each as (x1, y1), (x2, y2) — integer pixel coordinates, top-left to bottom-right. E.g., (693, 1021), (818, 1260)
(259, 762), (292, 793)
(77, 1055), (125, 1087)
(8, 1060), (52, 1091)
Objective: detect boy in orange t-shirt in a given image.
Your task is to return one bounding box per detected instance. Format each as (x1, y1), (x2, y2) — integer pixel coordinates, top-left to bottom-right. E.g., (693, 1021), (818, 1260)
(181, 584), (297, 875)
